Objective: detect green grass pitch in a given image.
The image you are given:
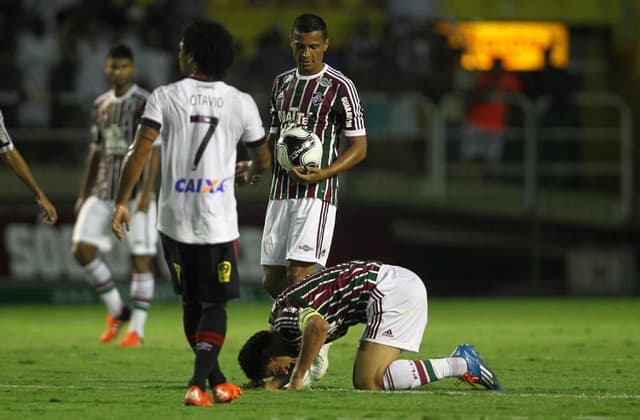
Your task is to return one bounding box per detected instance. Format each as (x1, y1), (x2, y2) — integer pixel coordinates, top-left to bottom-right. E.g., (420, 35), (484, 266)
(0, 298), (639, 419)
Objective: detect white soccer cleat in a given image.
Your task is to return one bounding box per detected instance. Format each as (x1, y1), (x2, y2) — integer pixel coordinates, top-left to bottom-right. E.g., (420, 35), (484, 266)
(310, 343), (331, 380)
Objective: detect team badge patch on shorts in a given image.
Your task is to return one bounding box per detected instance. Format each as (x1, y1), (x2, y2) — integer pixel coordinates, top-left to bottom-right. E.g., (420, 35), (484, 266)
(218, 261), (231, 283)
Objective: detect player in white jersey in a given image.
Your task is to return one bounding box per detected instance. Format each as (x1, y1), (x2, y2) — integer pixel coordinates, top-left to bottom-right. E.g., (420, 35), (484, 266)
(71, 44), (160, 347)
(260, 13), (369, 381)
(111, 20), (271, 407)
(0, 108), (57, 223)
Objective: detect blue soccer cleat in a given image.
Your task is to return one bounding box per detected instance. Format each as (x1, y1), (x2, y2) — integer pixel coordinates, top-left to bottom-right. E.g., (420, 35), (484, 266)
(450, 344), (503, 391)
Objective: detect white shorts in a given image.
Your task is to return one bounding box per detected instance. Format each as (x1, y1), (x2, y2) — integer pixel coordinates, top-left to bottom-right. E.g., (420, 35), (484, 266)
(260, 198), (336, 267)
(72, 196), (158, 255)
(360, 264), (428, 353)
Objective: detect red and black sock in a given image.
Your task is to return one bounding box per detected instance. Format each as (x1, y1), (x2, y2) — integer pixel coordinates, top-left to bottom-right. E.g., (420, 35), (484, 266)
(182, 301), (201, 351)
(188, 304), (227, 390)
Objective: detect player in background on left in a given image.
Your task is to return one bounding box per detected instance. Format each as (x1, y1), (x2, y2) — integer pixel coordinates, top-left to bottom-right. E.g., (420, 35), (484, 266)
(0, 108), (57, 224)
(71, 44), (161, 347)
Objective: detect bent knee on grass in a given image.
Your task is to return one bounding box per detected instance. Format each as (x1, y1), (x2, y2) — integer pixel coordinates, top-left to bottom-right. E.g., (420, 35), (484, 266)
(353, 341), (401, 391)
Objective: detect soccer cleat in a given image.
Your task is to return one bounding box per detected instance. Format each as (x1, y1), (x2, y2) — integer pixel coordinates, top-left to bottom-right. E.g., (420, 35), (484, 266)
(118, 331), (143, 347)
(184, 385), (213, 407)
(212, 381), (242, 403)
(310, 342), (331, 380)
(450, 344), (503, 391)
(99, 306), (131, 343)
(99, 314), (124, 343)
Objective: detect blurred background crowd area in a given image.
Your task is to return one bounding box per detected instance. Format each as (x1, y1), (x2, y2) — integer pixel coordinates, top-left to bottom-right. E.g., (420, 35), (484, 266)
(1, 1), (637, 221)
(1, 0), (639, 221)
(0, 0), (636, 124)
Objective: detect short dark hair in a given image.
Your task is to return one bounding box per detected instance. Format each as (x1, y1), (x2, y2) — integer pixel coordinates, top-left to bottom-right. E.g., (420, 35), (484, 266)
(237, 330), (297, 382)
(182, 20), (234, 80)
(108, 44), (133, 61)
(291, 13), (328, 39)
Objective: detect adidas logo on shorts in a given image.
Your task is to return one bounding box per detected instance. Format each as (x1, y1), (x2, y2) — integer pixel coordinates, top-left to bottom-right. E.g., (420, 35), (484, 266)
(381, 329), (394, 338)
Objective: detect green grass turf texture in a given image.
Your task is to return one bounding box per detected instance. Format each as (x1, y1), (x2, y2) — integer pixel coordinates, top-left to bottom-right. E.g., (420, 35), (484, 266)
(0, 298), (638, 419)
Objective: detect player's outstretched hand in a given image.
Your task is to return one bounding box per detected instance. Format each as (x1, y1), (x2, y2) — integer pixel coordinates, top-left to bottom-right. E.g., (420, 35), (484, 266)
(289, 166), (323, 185)
(36, 194), (58, 224)
(112, 204), (131, 242)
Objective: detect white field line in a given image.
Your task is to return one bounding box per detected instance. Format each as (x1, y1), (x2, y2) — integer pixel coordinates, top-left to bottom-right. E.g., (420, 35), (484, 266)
(0, 383), (638, 400)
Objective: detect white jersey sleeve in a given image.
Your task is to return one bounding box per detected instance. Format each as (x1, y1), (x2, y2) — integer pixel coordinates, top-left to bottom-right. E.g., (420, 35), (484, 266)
(142, 88), (165, 129)
(141, 90), (163, 148)
(239, 92), (266, 145)
(0, 109), (15, 154)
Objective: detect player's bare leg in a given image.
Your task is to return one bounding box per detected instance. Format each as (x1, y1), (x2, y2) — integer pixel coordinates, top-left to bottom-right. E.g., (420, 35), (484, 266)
(72, 241), (128, 342)
(262, 265), (287, 298)
(353, 341), (402, 390)
(287, 260), (316, 284)
(262, 260), (316, 299)
(354, 341), (491, 391)
(119, 254), (155, 347)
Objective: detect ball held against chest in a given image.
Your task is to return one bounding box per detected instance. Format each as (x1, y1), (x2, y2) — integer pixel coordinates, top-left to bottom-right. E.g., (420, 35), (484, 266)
(275, 126), (323, 172)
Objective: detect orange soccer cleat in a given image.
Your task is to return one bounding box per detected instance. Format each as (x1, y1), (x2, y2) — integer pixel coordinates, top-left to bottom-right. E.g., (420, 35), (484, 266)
(118, 331), (143, 347)
(184, 385), (213, 407)
(212, 381), (243, 403)
(99, 314), (124, 343)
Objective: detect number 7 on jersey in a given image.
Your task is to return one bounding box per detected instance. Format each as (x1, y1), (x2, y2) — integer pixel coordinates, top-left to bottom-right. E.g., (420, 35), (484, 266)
(190, 115), (219, 170)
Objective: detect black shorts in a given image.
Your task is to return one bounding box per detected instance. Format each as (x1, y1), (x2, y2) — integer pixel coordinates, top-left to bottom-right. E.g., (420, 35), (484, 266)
(160, 233), (240, 304)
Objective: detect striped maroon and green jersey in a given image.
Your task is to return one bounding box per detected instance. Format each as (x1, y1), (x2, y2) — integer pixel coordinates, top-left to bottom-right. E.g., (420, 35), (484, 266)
(269, 260), (383, 345)
(90, 84), (149, 201)
(267, 64), (366, 206)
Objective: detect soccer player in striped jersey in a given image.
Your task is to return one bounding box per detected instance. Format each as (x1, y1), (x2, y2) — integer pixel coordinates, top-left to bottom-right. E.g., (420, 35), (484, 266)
(111, 20), (271, 407)
(0, 108), (57, 223)
(238, 261), (502, 392)
(260, 14), (368, 298)
(260, 13), (368, 383)
(71, 44), (160, 348)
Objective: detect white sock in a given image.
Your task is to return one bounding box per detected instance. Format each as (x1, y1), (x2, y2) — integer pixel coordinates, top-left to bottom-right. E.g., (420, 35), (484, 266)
(128, 272), (154, 337)
(83, 259), (122, 316)
(429, 357), (467, 378)
(382, 358), (467, 390)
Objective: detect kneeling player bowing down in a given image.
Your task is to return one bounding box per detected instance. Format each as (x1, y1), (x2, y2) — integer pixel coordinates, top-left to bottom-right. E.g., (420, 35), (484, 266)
(238, 260), (502, 391)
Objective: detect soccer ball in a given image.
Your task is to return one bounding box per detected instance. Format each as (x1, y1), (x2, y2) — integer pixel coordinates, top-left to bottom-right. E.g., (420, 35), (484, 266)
(275, 126), (323, 172)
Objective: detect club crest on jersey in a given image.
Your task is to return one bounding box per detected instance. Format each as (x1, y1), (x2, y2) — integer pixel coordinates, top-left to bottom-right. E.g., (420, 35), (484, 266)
(175, 178), (226, 193)
(311, 92), (324, 106)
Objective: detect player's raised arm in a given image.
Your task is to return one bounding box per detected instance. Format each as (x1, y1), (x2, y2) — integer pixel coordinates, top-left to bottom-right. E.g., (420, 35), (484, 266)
(112, 123), (158, 241)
